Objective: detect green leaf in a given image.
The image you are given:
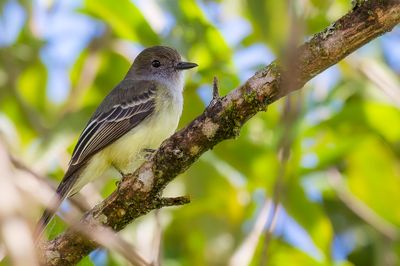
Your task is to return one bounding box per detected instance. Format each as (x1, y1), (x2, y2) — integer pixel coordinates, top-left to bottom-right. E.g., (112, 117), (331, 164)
(83, 0), (159, 44)
(77, 256), (95, 266)
(363, 102), (400, 144)
(346, 136), (400, 225)
(245, 0), (288, 53)
(16, 61), (47, 111)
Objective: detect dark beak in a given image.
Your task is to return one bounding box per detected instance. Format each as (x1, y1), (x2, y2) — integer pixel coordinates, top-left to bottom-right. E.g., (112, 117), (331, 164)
(175, 61), (198, 70)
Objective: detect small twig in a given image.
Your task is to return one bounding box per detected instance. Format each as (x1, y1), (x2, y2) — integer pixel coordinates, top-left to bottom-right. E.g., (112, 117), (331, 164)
(229, 200), (273, 266)
(40, 209), (151, 266)
(205, 76), (221, 118)
(8, 153), (91, 213)
(212, 76), (220, 101)
(0, 141), (40, 266)
(350, 57), (400, 108)
(7, 154), (150, 266)
(58, 32), (109, 116)
(259, 0), (304, 262)
(151, 210), (162, 266)
(155, 196), (190, 208)
(328, 168), (400, 241)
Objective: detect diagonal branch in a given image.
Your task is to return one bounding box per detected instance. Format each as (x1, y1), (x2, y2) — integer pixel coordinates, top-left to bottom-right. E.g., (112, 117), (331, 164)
(41, 1), (400, 265)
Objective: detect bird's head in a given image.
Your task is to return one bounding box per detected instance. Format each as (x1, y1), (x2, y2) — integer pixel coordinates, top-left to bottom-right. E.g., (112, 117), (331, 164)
(126, 46), (198, 83)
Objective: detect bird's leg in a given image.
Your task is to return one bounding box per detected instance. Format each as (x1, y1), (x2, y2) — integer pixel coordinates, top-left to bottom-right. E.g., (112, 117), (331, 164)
(112, 163), (125, 177)
(142, 148), (157, 161)
(112, 164), (126, 187)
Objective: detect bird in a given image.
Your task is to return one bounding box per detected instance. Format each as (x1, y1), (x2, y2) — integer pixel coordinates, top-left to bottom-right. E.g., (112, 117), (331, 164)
(36, 46), (198, 237)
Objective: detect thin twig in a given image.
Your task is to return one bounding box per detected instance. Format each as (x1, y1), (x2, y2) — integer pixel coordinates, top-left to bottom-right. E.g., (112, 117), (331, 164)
(6, 150), (149, 265)
(42, 209), (152, 266)
(0, 142), (40, 266)
(8, 153), (91, 213)
(151, 210), (162, 266)
(328, 168), (400, 240)
(259, 95), (302, 266)
(155, 196), (190, 208)
(59, 32), (109, 116)
(350, 57), (400, 108)
(229, 201), (272, 266)
(213, 76), (220, 100)
(259, 0), (304, 264)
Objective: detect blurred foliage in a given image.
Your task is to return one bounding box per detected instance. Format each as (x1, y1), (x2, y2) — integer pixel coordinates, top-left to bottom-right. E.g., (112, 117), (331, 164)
(0, 0), (399, 266)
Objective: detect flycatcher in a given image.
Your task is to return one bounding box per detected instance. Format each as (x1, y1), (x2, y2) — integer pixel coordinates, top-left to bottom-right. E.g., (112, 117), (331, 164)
(37, 46), (197, 235)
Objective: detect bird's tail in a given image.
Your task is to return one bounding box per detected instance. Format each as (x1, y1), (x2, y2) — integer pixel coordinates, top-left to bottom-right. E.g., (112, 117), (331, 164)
(34, 173), (77, 239)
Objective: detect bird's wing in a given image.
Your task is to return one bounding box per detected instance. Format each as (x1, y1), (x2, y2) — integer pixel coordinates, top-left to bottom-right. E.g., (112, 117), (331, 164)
(36, 80), (157, 236)
(70, 79), (157, 168)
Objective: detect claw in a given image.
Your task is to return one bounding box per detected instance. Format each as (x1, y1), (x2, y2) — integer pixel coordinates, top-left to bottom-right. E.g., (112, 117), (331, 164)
(142, 148), (157, 161)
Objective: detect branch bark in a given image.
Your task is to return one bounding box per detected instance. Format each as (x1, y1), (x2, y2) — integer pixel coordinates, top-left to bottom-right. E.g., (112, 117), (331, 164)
(41, 1), (400, 264)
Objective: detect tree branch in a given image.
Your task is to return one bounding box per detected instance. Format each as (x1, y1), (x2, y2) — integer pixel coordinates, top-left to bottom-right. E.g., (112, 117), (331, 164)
(41, 1), (400, 264)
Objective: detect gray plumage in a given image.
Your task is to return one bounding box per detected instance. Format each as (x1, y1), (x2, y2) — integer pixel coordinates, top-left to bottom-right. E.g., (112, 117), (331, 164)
(36, 46), (197, 237)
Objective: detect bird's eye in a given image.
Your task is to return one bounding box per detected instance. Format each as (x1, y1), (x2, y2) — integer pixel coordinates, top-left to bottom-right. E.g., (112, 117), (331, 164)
(152, 60), (161, 68)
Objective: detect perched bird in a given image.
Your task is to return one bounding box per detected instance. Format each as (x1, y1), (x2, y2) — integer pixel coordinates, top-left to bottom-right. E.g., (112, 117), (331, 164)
(36, 46), (197, 236)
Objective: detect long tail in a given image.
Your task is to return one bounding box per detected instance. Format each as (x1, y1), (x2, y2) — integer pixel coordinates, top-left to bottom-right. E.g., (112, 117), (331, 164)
(35, 172), (78, 239)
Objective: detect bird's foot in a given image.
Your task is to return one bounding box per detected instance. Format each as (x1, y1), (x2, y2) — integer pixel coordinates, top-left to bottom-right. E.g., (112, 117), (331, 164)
(141, 148), (157, 161)
(112, 163), (125, 177)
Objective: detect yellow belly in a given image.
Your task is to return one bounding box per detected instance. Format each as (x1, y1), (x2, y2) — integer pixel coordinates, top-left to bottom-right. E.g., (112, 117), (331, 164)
(70, 97), (182, 195)
(105, 106), (181, 173)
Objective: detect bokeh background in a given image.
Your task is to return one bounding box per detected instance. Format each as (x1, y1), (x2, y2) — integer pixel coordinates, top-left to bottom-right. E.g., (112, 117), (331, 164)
(0, 0), (400, 265)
